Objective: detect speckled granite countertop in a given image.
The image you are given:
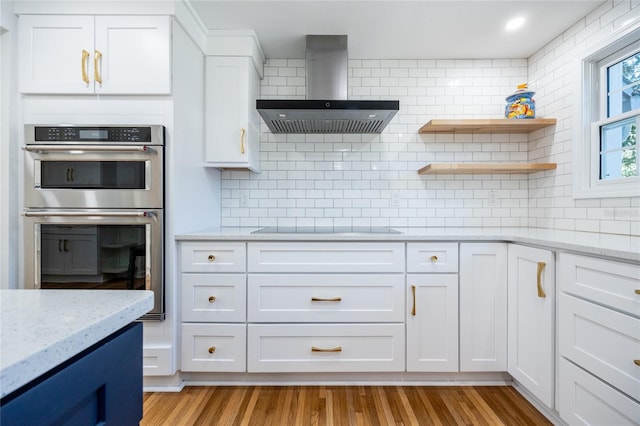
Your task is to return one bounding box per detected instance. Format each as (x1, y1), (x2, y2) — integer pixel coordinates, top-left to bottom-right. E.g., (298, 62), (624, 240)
(0, 289), (153, 399)
(175, 227), (640, 262)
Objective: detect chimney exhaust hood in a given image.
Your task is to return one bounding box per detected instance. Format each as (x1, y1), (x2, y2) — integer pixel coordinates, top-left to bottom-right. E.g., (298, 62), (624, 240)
(256, 35), (399, 134)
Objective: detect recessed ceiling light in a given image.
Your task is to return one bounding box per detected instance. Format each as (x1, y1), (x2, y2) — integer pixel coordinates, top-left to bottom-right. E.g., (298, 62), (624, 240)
(506, 16), (525, 31)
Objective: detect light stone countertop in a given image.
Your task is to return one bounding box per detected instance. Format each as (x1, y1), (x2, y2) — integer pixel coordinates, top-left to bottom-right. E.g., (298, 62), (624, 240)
(175, 227), (640, 262)
(0, 289), (153, 399)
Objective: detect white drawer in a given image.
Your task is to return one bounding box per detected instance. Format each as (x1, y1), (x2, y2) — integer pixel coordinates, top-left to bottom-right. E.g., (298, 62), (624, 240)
(559, 293), (640, 400)
(181, 274), (246, 322)
(247, 242), (405, 273)
(247, 274), (404, 323)
(180, 242), (246, 273)
(181, 323), (246, 372)
(247, 324), (405, 372)
(559, 252), (639, 316)
(559, 358), (640, 426)
(407, 243), (458, 273)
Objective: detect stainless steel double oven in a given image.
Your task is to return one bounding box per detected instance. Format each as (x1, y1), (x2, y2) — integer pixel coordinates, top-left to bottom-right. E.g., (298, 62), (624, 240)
(23, 125), (165, 320)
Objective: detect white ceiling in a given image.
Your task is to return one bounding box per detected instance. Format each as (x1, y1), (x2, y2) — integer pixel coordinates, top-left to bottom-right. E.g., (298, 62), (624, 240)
(188, 0), (605, 60)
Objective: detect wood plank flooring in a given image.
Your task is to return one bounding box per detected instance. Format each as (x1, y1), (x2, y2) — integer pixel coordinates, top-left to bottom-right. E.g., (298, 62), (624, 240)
(141, 386), (552, 426)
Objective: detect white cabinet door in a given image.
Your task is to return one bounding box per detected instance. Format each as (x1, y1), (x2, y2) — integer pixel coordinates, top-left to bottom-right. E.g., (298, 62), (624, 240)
(19, 15), (95, 93)
(507, 244), (555, 409)
(406, 274), (459, 372)
(19, 15), (170, 94)
(94, 16), (170, 94)
(205, 56), (261, 172)
(459, 243), (507, 372)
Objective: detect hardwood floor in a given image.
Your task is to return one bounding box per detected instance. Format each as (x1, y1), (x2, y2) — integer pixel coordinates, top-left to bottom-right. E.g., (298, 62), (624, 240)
(141, 386), (552, 426)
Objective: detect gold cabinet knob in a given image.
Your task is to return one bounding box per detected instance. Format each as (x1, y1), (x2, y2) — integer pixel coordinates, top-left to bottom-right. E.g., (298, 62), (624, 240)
(208, 346), (216, 354)
(430, 255), (438, 262)
(635, 289), (640, 295)
(208, 296), (216, 303)
(634, 360), (640, 367)
(207, 254), (216, 262)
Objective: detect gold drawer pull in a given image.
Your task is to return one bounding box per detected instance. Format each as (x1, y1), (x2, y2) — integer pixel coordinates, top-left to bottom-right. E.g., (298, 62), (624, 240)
(635, 289), (640, 295)
(634, 360), (640, 367)
(208, 296), (216, 303)
(411, 285), (416, 316)
(430, 255), (438, 262)
(537, 261), (546, 298)
(208, 346), (216, 354)
(207, 254), (216, 262)
(312, 346), (342, 353)
(311, 297), (342, 302)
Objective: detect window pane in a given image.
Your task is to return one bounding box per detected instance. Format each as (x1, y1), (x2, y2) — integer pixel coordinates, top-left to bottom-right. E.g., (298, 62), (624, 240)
(601, 149), (638, 179)
(600, 116), (636, 152)
(607, 52), (640, 116)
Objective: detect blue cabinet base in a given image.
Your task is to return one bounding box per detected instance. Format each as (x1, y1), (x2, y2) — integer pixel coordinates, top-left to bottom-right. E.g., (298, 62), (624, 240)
(1, 322), (143, 426)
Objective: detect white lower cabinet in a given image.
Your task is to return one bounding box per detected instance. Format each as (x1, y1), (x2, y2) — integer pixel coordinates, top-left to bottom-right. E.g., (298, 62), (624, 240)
(406, 242), (459, 372)
(558, 358), (640, 425)
(181, 324), (246, 372)
(558, 252), (640, 425)
(247, 242), (406, 373)
(459, 243), (507, 372)
(406, 274), (458, 372)
(507, 244), (555, 409)
(180, 242), (247, 373)
(247, 324), (405, 373)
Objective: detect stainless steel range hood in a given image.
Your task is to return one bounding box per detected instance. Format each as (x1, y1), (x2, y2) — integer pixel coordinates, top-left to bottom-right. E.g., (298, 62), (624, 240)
(256, 35), (399, 134)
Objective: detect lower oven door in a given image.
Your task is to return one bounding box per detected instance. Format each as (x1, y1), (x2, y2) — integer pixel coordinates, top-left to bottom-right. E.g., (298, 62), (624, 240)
(23, 209), (164, 320)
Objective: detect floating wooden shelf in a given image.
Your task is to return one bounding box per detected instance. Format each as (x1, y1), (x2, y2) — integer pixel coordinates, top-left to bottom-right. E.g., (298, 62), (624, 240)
(418, 163), (557, 175)
(418, 118), (557, 134)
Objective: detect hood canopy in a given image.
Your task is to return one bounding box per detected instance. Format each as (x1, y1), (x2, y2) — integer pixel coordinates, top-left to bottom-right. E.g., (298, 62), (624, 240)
(256, 35), (399, 134)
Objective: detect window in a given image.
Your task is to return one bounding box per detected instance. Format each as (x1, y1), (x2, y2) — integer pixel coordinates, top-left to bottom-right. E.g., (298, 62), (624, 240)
(574, 23), (640, 199)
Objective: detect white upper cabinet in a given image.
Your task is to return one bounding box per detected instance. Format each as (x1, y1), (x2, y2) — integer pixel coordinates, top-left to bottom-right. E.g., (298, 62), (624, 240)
(19, 15), (171, 94)
(507, 244), (555, 409)
(204, 56), (261, 172)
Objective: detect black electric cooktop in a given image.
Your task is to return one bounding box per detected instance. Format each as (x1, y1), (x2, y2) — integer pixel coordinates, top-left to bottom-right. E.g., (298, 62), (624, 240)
(251, 226), (402, 234)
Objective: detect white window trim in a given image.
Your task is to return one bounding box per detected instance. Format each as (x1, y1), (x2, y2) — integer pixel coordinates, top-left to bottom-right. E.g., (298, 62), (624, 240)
(573, 21), (640, 199)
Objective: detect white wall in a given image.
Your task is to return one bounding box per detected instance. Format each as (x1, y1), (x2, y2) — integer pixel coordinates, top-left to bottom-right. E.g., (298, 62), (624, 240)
(0, 1), (19, 288)
(220, 1), (639, 236)
(527, 0), (640, 236)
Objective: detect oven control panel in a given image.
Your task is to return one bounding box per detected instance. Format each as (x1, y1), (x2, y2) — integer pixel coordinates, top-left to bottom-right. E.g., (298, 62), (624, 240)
(28, 125), (164, 144)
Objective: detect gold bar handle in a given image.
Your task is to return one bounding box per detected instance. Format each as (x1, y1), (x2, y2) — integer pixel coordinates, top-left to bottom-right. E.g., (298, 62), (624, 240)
(537, 262), (546, 298)
(208, 346), (216, 354)
(634, 360), (640, 367)
(411, 285), (416, 316)
(81, 49), (90, 84)
(311, 297), (342, 302)
(208, 296), (216, 303)
(94, 50), (102, 84)
(311, 346), (342, 352)
(240, 128), (246, 154)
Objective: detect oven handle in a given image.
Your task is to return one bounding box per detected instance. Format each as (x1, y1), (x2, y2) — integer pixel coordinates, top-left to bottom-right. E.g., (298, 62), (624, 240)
(23, 211), (153, 218)
(24, 145), (154, 153)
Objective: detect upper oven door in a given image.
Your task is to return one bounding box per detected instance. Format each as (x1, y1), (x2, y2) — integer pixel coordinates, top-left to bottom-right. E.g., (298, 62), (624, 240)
(24, 144), (163, 208)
